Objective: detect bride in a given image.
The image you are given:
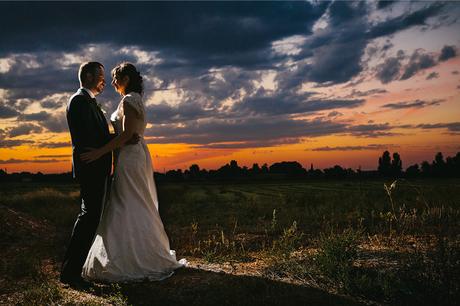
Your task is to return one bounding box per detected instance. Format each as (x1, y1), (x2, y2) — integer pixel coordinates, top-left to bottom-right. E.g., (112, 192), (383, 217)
(80, 62), (186, 282)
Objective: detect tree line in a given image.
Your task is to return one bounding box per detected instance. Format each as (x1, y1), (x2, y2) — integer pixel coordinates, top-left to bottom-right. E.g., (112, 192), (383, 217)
(159, 150), (460, 181)
(1, 151), (459, 183)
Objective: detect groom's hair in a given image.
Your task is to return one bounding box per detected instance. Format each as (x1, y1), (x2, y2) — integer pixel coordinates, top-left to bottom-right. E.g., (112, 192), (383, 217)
(79, 62), (104, 86)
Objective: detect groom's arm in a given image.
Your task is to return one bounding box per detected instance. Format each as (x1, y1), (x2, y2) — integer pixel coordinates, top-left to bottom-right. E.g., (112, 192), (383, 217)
(67, 96), (95, 151)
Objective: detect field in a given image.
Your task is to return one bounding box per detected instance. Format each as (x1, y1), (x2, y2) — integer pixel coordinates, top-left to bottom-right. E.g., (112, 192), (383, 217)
(1, 178), (459, 305)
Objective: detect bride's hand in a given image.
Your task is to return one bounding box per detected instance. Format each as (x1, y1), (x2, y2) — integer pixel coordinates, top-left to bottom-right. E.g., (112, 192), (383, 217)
(81, 148), (104, 163)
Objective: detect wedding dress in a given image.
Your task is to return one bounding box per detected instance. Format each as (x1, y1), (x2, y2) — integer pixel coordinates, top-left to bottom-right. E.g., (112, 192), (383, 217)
(82, 92), (187, 282)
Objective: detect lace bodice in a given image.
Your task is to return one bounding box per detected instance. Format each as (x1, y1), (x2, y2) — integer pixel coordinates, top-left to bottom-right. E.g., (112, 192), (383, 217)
(110, 92), (146, 137)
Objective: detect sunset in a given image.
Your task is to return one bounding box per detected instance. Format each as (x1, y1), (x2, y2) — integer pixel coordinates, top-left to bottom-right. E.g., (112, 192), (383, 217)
(1, 2), (460, 305)
(1, 1), (459, 174)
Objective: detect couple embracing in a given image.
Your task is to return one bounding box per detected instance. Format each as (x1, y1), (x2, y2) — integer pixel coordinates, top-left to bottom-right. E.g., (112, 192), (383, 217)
(60, 62), (187, 288)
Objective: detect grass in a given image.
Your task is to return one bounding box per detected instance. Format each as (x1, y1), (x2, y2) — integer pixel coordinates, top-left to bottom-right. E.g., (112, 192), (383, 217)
(0, 179), (459, 305)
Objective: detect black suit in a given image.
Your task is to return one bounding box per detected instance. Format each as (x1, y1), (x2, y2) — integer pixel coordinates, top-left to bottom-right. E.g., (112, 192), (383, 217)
(61, 88), (112, 282)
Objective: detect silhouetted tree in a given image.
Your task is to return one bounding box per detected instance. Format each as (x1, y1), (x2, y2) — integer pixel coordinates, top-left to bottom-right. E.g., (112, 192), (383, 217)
(250, 163), (261, 175)
(405, 164), (420, 177)
(432, 152), (446, 177)
(189, 164), (200, 179)
(269, 161), (305, 177)
(378, 151), (392, 176)
(391, 152), (402, 177)
(261, 163), (269, 174)
(421, 160), (431, 176)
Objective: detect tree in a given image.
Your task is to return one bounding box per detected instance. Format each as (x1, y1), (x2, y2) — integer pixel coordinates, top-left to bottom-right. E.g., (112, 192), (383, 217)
(432, 152), (446, 176)
(391, 152), (402, 176)
(378, 151), (392, 176)
(251, 163), (261, 175)
(421, 161), (431, 176)
(405, 164), (420, 177)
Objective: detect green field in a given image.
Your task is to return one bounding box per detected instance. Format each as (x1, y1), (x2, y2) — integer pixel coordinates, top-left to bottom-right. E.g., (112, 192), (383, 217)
(1, 179), (459, 305)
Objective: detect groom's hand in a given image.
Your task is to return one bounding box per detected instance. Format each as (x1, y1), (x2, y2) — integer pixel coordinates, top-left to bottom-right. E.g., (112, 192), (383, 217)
(125, 133), (140, 145)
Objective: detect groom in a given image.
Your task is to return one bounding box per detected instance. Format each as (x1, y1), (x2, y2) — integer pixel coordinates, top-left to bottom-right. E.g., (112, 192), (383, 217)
(60, 62), (136, 287)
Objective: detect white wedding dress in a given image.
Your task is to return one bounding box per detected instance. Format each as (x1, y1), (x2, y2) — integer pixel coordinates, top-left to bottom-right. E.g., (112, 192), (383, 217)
(82, 92), (187, 283)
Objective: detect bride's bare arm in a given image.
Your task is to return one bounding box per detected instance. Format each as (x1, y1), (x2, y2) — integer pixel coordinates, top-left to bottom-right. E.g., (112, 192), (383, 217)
(81, 102), (139, 163)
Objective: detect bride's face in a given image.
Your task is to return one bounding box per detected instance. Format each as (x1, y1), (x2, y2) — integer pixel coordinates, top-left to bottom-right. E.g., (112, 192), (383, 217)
(112, 75), (129, 95)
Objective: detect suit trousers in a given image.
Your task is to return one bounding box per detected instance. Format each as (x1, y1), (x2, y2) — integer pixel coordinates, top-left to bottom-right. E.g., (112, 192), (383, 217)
(60, 172), (109, 281)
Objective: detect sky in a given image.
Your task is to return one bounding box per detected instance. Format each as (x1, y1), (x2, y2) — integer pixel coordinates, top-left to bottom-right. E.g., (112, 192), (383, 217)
(0, 0), (459, 174)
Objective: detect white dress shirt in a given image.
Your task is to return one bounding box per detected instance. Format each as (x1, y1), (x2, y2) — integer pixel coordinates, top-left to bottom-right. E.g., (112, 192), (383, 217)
(81, 87), (96, 99)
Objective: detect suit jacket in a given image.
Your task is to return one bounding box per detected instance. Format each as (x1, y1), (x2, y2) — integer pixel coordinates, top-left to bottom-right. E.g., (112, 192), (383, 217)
(66, 89), (112, 179)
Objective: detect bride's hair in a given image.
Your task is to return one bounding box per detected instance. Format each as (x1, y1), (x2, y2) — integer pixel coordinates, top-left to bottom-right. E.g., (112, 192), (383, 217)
(111, 62), (143, 95)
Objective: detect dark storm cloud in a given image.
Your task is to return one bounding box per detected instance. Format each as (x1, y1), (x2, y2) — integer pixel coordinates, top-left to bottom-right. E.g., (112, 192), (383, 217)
(288, 1), (370, 85)
(146, 99), (217, 124)
(0, 2), (326, 61)
(377, 1), (396, 10)
(283, 1), (446, 86)
(40, 112), (68, 133)
(367, 2), (445, 39)
(382, 99), (445, 109)
(18, 111), (51, 121)
(0, 1), (454, 152)
(231, 89), (365, 116)
(438, 45), (457, 61)
(145, 116), (348, 145)
(0, 103), (20, 118)
(376, 47), (450, 84)
(8, 124), (43, 138)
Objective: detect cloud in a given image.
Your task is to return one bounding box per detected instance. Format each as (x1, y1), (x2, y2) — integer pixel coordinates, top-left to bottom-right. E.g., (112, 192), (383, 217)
(194, 138), (304, 149)
(327, 111), (343, 118)
(346, 123), (398, 138)
(0, 158), (61, 165)
(415, 122), (460, 132)
(375, 54), (403, 84)
(399, 49), (436, 80)
(377, 1), (396, 10)
(382, 99), (445, 109)
(34, 154), (71, 158)
(345, 88), (388, 98)
(438, 45), (457, 61)
(18, 111), (51, 121)
(0, 103), (20, 118)
(231, 89), (365, 116)
(376, 46), (451, 84)
(0, 139), (34, 148)
(35, 141), (70, 148)
(367, 2), (445, 39)
(145, 116), (348, 145)
(40, 112), (68, 133)
(426, 72), (439, 80)
(8, 124), (42, 137)
(309, 144), (396, 151)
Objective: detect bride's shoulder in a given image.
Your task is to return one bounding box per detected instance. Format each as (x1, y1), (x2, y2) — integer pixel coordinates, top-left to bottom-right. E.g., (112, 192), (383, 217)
(122, 92), (143, 115)
(123, 92), (142, 102)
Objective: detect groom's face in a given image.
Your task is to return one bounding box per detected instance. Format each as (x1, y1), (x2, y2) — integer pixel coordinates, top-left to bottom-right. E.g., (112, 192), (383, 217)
(92, 67), (106, 95)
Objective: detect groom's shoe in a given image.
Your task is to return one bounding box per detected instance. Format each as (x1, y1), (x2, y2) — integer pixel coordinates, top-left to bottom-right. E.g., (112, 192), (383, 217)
(60, 276), (92, 291)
